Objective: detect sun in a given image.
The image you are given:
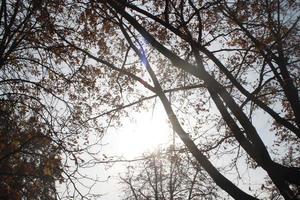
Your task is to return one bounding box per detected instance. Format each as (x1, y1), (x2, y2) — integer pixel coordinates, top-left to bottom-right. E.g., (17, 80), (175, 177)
(108, 105), (172, 158)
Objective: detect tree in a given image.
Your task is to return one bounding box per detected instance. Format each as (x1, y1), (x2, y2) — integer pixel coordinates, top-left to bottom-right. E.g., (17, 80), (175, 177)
(55, 0), (299, 199)
(0, 100), (62, 199)
(120, 147), (220, 200)
(1, 0), (299, 199)
(0, 0), (111, 199)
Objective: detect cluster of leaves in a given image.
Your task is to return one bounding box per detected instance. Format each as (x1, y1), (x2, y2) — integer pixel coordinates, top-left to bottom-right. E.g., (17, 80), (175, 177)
(0, 101), (62, 199)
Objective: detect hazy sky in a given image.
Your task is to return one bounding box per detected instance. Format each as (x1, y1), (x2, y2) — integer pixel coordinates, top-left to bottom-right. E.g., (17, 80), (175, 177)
(75, 103), (172, 199)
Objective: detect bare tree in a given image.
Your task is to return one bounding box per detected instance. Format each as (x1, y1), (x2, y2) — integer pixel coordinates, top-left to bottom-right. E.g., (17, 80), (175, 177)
(121, 147), (220, 200)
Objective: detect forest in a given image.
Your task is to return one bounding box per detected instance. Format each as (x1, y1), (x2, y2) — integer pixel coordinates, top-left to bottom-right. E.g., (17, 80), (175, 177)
(0, 0), (299, 199)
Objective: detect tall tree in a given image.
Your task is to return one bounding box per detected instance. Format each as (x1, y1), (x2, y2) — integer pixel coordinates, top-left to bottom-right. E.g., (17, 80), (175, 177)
(0, 0), (111, 198)
(56, 0), (299, 199)
(1, 0), (299, 199)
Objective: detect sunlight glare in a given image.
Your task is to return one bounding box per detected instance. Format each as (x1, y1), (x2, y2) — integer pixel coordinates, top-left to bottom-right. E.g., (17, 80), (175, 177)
(111, 106), (171, 158)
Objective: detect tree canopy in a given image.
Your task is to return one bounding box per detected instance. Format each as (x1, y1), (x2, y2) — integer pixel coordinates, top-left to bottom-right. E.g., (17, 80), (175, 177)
(0, 0), (299, 199)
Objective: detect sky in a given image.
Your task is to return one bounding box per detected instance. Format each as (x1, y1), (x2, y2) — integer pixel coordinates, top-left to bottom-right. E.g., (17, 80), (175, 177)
(73, 102), (173, 199)
(56, 88), (282, 200)
(66, 101), (275, 200)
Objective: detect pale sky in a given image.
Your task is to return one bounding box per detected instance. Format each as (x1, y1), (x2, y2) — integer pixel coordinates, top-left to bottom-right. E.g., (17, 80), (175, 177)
(75, 102), (173, 199)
